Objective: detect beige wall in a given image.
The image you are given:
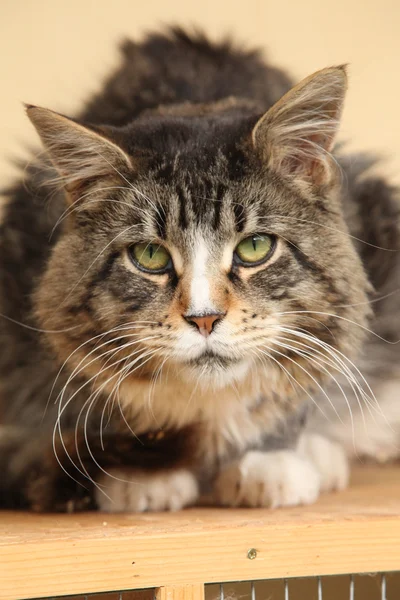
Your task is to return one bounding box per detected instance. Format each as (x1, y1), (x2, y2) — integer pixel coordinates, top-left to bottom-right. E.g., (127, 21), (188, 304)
(1, 0), (399, 186)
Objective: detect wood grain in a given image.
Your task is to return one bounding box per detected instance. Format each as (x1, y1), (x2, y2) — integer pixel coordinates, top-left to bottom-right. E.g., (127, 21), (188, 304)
(1, 465), (400, 600)
(157, 585), (205, 600)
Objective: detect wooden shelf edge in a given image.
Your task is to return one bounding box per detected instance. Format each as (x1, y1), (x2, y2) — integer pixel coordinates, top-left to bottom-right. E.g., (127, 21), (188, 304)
(2, 466), (400, 599)
(2, 514), (400, 599)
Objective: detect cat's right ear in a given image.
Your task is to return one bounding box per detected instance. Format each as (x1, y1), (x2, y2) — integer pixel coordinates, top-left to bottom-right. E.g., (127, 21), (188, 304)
(251, 66), (347, 188)
(25, 104), (133, 199)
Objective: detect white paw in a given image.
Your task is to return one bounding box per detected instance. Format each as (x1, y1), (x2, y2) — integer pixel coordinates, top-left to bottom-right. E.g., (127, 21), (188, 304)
(214, 450), (321, 508)
(351, 433), (400, 463)
(95, 469), (199, 513)
(298, 432), (349, 493)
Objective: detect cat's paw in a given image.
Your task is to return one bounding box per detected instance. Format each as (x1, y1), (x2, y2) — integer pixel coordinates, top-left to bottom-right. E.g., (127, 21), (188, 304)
(297, 433), (350, 492)
(95, 469), (199, 513)
(214, 450), (320, 508)
(297, 432), (349, 492)
(350, 433), (400, 462)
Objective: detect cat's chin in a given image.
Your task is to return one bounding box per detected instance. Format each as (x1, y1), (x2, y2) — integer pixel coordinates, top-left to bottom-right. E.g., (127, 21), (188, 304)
(182, 355), (252, 389)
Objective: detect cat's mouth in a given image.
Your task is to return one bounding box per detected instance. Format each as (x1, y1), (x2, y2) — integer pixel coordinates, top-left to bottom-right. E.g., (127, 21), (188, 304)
(182, 349), (251, 387)
(186, 349), (242, 368)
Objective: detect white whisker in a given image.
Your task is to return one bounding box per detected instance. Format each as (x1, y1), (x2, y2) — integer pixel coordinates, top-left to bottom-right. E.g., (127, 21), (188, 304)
(256, 346), (328, 419)
(277, 309), (400, 345)
(260, 344), (335, 421)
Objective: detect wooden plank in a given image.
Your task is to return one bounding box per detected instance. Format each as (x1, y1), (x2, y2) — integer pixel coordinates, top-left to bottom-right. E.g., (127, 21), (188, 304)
(156, 585), (205, 600)
(1, 466), (400, 599)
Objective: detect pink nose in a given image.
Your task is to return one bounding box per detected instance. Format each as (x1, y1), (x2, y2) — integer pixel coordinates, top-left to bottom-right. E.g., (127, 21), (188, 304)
(184, 313), (224, 337)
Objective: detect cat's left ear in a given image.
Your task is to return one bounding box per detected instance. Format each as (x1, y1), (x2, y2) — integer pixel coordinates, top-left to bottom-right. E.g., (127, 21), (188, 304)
(26, 105), (132, 196)
(252, 66), (347, 187)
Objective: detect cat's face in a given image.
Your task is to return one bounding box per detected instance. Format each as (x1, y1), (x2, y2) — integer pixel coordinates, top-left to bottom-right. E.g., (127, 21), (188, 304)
(30, 67), (371, 398)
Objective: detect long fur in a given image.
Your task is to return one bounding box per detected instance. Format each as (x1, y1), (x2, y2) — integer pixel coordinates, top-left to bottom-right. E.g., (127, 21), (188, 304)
(0, 27), (399, 512)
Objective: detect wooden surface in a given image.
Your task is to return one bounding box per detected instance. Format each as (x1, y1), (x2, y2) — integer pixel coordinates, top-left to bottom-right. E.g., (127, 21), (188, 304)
(157, 585), (205, 600)
(1, 465), (400, 600)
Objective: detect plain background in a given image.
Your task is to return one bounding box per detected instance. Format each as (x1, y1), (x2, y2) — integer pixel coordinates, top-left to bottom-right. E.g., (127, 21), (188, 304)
(1, 3), (399, 598)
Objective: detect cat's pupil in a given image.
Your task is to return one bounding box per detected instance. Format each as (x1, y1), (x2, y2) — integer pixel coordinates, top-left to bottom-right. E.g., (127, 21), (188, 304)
(149, 245), (154, 259)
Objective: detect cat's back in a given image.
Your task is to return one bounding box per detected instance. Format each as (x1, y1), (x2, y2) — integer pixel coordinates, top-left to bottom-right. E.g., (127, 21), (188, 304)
(81, 27), (292, 126)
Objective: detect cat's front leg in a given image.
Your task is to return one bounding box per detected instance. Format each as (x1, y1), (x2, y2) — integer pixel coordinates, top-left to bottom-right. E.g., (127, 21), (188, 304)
(3, 425), (200, 513)
(95, 468), (199, 513)
(213, 433), (348, 508)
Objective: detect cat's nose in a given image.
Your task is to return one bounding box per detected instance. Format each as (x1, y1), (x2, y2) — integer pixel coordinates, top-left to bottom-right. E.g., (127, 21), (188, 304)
(184, 312), (225, 337)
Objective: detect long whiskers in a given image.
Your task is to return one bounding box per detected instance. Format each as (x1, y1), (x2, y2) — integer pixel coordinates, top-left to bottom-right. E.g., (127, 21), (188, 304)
(272, 325), (394, 452)
(255, 346), (329, 420)
(0, 311), (81, 334)
(277, 309), (400, 345)
(278, 325), (382, 416)
(52, 328), (159, 490)
(274, 332), (374, 415)
(80, 348), (161, 494)
(145, 354), (169, 426)
(45, 323), (154, 420)
(52, 328), (158, 410)
(61, 347), (159, 498)
(260, 343), (338, 421)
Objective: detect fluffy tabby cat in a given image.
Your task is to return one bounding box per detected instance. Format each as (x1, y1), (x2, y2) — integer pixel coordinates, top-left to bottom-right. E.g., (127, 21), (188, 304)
(1, 28), (399, 512)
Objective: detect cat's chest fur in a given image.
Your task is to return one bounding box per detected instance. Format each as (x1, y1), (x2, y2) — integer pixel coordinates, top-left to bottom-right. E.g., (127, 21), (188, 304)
(117, 370), (293, 467)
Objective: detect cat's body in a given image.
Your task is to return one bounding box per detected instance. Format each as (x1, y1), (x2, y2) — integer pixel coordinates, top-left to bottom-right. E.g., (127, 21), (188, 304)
(311, 170), (400, 462)
(0, 28), (398, 512)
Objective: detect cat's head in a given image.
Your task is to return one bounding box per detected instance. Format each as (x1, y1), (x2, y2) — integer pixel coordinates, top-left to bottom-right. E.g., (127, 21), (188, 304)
(28, 66), (371, 399)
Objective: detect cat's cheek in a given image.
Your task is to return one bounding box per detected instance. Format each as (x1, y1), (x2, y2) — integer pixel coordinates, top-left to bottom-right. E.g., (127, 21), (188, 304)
(95, 469), (199, 513)
(213, 450), (321, 508)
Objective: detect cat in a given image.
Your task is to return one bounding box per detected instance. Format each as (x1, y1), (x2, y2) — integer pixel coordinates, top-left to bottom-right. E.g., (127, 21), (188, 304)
(0, 27), (398, 513)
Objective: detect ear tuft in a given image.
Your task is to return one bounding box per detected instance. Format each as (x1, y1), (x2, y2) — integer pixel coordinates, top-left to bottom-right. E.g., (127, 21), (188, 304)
(252, 66), (347, 187)
(25, 105), (132, 195)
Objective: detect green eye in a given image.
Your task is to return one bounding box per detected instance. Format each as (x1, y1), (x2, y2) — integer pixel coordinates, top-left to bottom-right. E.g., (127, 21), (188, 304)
(129, 242), (172, 273)
(234, 234), (275, 266)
